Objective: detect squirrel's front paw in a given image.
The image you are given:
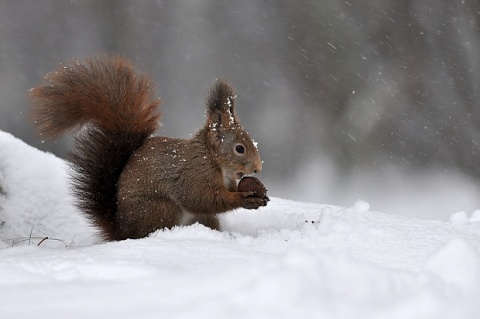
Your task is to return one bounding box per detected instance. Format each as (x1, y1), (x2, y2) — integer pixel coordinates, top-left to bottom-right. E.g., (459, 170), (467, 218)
(239, 191), (268, 209)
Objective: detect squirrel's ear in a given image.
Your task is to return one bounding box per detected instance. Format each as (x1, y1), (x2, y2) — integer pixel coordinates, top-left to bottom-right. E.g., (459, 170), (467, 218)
(205, 79), (239, 132)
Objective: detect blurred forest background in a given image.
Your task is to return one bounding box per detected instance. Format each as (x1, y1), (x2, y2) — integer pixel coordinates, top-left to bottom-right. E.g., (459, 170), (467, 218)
(1, 0), (479, 218)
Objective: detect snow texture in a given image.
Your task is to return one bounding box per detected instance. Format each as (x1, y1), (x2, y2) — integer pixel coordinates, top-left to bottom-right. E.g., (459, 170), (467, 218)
(1, 130), (480, 319)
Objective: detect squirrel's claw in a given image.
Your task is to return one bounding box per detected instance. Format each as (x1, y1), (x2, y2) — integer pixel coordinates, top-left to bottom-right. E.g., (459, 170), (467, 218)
(239, 191), (268, 209)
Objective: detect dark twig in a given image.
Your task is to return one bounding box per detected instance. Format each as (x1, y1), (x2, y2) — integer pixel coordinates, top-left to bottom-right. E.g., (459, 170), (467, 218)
(37, 237), (49, 246)
(3, 236), (68, 248)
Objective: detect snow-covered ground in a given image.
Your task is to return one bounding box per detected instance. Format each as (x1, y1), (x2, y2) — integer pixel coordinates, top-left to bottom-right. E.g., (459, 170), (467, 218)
(1, 130), (480, 319)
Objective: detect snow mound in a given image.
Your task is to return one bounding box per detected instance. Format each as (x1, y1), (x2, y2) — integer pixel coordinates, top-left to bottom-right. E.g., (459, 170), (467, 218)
(424, 238), (479, 290)
(1, 130), (480, 319)
(0, 131), (96, 248)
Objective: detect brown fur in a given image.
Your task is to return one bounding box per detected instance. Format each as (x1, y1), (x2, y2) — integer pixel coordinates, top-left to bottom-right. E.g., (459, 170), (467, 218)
(30, 55), (267, 241)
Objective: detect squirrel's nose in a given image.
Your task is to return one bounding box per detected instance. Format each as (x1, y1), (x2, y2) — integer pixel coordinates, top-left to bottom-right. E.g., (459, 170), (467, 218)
(253, 160), (262, 174)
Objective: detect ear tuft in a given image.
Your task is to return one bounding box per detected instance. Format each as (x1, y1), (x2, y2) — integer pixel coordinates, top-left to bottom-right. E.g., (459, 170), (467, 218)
(205, 79), (238, 130)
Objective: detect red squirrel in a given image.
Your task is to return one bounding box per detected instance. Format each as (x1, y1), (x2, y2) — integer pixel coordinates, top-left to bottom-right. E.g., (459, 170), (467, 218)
(30, 55), (268, 241)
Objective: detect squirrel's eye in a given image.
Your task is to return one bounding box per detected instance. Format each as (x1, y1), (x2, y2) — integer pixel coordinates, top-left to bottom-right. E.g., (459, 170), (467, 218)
(235, 144), (245, 154)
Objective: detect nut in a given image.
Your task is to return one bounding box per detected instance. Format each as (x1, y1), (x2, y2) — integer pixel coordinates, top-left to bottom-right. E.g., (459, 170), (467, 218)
(237, 176), (268, 199)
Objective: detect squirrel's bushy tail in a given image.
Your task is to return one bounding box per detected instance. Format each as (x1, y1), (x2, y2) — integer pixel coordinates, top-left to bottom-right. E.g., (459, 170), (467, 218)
(30, 56), (161, 240)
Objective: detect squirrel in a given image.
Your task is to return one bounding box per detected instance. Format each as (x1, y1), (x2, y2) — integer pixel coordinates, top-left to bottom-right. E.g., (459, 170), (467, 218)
(30, 55), (268, 241)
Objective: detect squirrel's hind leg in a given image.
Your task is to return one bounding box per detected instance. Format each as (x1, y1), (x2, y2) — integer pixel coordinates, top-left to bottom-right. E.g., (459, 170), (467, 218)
(116, 197), (183, 239)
